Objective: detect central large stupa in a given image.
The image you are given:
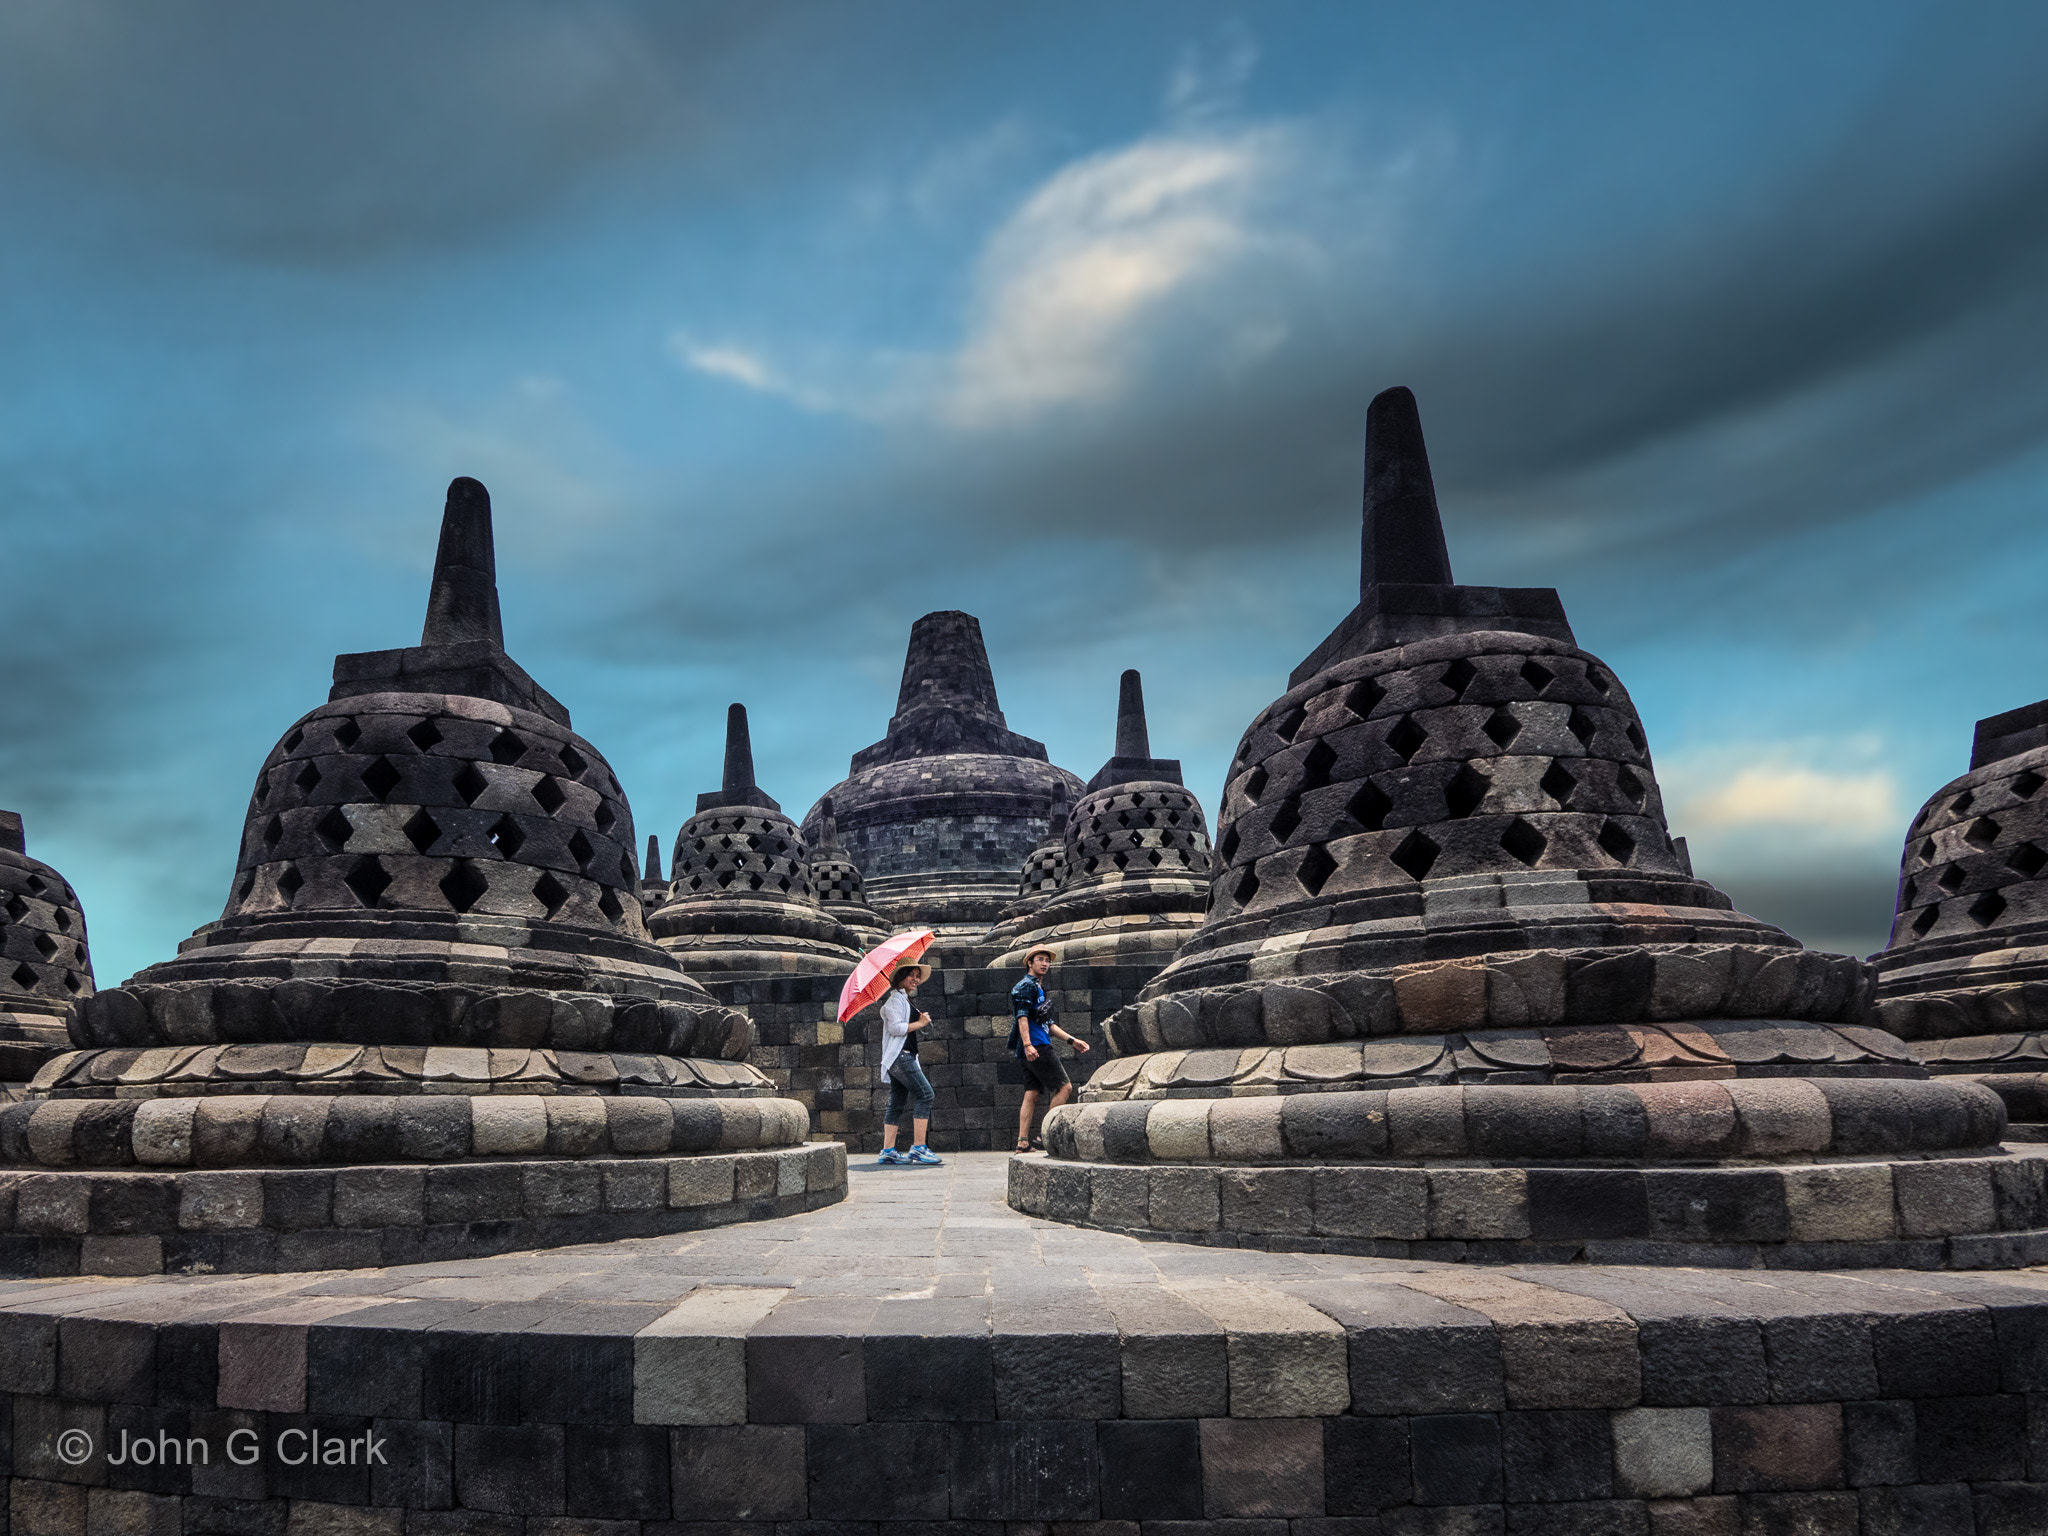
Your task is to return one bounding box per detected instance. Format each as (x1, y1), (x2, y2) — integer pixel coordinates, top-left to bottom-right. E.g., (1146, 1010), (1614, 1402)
(801, 611), (1082, 934)
(1015, 387), (2019, 1268)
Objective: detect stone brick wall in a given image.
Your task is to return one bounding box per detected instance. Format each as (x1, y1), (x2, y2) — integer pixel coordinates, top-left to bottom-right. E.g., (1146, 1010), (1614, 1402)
(708, 955), (1163, 1151)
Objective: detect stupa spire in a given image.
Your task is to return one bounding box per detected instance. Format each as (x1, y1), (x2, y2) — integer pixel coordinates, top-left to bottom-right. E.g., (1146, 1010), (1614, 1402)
(816, 797), (841, 853)
(644, 834), (663, 884)
(0, 810), (21, 856)
(894, 611), (1003, 719)
(696, 702), (782, 813)
(1360, 386), (1453, 597)
(421, 477), (504, 648)
(1115, 670), (1152, 760)
(723, 704), (756, 795)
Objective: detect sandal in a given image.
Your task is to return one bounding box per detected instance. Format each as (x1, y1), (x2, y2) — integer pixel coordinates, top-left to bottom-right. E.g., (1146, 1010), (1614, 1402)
(1014, 1138), (1032, 1152)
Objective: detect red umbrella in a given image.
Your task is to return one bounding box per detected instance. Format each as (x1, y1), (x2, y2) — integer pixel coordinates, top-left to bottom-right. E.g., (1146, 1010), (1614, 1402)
(837, 929), (937, 1023)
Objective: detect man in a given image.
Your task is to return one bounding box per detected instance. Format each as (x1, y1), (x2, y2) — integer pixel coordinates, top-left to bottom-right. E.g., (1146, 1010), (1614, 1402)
(1011, 944), (1089, 1151)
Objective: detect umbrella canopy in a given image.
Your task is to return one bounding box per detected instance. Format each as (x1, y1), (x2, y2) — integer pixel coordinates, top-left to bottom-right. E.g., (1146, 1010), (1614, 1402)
(837, 928), (936, 1023)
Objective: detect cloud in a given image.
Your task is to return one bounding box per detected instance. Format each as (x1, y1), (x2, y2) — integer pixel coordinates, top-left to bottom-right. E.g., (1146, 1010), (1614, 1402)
(1679, 765), (1901, 840)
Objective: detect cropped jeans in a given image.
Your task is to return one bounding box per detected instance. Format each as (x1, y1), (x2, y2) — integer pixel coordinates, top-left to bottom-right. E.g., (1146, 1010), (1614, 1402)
(885, 1055), (935, 1129)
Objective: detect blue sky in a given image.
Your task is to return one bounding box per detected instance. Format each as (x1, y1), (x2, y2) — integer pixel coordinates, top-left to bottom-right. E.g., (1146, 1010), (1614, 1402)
(6, 1), (2048, 982)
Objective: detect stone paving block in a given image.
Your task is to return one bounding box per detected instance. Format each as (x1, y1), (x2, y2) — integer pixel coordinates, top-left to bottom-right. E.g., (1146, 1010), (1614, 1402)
(1322, 1416), (1410, 1516)
(16, 1481), (89, 1536)
(1426, 1170), (1529, 1240)
(1780, 1165), (1895, 1243)
(1097, 1420), (1202, 1521)
(282, 1504), (403, 1536)
(1611, 1407), (1712, 1498)
(1730, 1490), (1858, 1535)
(1842, 1399), (1916, 1488)
(520, 1326), (639, 1425)
(563, 1423), (669, 1521)
(368, 1417), (451, 1511)
(1147, 1169), (1220, 1233)
(1913, 1394), (2027, 1483)
(1637, 1318), (1767, 1408)
(1855, 1483), (1974, 1536)
(1092, 1284), (1227, 1420)
(803, 1423), (950, 1521)
(1499, 1319), (1639, 1410)
(58, 1318), (157, 1405)
(1314, 1167), (1428, 1240)
(1086, 1166), (1149, 1229)
(1974, 1482), (2048, 1536)
(1643, 1495), (1738, 1536)
(1892, 1162), (1996, 1239)
(1290, 1282), (1505, 1415)
(989, 1288), (1121, 1421)
(1760, 1315), (1878, 1403)
(1199, 1417), (1325, 1518)
(950, 1421), (1098, 1521)
(84, 1487), (181, 1536)
(1178, 1285), (1348, 1418)
(1709, 1404), (1843, 1493)
(451, 1423), (565, 1517)
(863, 1301), (995, 1422)
(1410, 1413), (1504, 1507)
(1501, 1408), (1615, 1503)
(1873, 1310), (2000, 1398)
(745, 1302), (872, 1423)
(636, 1286), (789, 1426)
(668, 1424), (806, 1521)
(1502, 1500), (1648, 1536)
(1218, 1168), (1312, 1234)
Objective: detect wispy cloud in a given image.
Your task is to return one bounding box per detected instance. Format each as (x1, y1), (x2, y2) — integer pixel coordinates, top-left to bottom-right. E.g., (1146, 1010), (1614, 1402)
(1680, 763), (1901, 839)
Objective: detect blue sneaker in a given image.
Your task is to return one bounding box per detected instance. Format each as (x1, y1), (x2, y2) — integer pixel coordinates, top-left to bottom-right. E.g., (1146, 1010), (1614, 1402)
(877, 1147), (905, 1166)
(905, 1145), (944, 1166)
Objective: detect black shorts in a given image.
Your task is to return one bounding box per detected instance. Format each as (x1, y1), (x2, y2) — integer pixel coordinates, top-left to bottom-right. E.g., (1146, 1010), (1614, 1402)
(1020, 1044), (1070, 1094)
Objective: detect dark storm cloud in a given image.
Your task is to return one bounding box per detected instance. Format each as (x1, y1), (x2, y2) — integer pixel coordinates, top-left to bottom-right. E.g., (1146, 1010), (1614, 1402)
(0, 1), (783, 261)
(776, 6), (2048, 587)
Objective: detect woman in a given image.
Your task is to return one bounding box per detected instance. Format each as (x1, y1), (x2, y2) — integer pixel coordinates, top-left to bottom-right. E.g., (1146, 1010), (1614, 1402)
(877, 961), (943, 1166)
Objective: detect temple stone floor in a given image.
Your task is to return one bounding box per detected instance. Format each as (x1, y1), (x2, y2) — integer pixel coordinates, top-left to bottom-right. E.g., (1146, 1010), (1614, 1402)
(3, 1152), (2047, 1533)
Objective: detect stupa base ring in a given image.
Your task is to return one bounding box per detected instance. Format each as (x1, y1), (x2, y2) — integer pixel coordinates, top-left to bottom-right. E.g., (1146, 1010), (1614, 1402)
(1010, 1146), (2048, 1269)
(0, 1141), (846, 1276)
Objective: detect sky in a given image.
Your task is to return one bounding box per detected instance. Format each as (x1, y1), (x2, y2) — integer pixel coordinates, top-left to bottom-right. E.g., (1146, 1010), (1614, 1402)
(6, 1), (2048, 982)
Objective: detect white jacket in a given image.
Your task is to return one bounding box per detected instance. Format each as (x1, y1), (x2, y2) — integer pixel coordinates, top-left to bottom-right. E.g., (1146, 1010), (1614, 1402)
(878, 988), (913, 1078)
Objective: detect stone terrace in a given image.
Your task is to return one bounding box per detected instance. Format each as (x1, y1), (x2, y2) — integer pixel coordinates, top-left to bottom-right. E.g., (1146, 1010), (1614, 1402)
(2, 1153), (2048, 1530)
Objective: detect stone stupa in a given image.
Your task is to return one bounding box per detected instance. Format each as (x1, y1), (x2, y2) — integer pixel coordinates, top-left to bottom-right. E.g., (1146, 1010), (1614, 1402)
(639, 833), (667, 910)
(0, 811), (92, 1094)
(1871, 698), (2048, 1137)
(981, 786), (1072, 955)
(647, 704), (865, 977)
(801, 611), (1082, 936)
(994, 670), (1213, 969)
(1, 479), (837, 1275)
(806, 797), (891, 949)
(1014, 387), (2024, 1268)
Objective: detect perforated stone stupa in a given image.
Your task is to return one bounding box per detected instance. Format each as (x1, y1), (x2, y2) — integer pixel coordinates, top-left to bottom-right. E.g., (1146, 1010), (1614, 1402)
(1014, 387), (2022, 1268)
(806, 797), (890, 949)
(647, 704), (864, 977)
(1872, 698), (2048, 1136)
(0, 811), (92, 1094)
(801, 611), (1082, 934)
(994, 670), (1213, 969)
(0, 480), (839, 1275)
(981, 786), (1072, 956)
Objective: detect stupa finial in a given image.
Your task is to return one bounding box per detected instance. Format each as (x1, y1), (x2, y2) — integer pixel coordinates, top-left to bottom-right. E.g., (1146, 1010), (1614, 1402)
(723, 704), (756, 796)
(1115, 670), (1152, 761)
(421, 477), (504, 648)
(643, 834), (663, 884)
(817, 796), (841, 852)
(1360, 386), (1453, 598)
(0, 810), (22, 856)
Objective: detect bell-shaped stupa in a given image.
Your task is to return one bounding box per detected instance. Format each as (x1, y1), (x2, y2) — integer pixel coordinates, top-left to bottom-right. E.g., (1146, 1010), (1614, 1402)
(993, 671), (1213, 968)
(981, 787), (1073, 953)
(1871, 699), (2048, 1134)
(2, 480), (837, 1274)
(806, 797), (891, 949)
(801, 611), (1083, 935)
(0, 811), (92, 1093)
(1014, 388), (2017, 1269)
(647, 705), (865, 977)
